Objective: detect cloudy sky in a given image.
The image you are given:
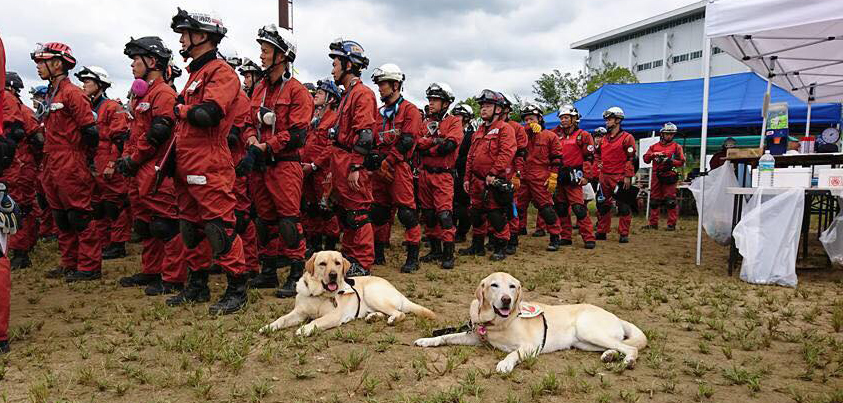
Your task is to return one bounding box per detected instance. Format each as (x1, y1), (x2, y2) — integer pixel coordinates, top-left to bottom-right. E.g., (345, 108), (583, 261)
(2, 0), (695, 108)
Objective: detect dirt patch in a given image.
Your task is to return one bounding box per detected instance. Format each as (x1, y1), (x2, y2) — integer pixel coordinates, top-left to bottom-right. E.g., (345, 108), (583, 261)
(2, 217), (843, 402)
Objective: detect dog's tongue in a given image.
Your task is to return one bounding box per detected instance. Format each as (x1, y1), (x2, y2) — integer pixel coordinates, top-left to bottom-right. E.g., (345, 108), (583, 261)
(327, 282), (338, 291)
(499, 307), (511, 316)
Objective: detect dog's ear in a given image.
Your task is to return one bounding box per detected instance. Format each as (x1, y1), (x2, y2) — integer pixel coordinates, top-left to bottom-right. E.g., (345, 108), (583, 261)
(474, 280), (485, 305)
(471, 280), (495, 324)
(513, 279), (523, 310)
(305, 253), (317, 276)
(341, 257), (351, 277)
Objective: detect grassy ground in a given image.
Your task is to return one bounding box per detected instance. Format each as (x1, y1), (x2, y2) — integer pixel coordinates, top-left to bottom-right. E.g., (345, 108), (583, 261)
(2, 215), (843, 403)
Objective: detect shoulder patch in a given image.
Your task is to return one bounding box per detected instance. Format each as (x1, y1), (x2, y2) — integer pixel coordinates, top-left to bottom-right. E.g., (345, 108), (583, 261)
(518, 303), (544, 318)
(627, 146), (634, 153)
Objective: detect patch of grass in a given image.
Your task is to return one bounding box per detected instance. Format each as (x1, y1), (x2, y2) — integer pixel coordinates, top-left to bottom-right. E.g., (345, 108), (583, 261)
(336, 349), (368, 374)
(722, 365), (762, 393)
(529, 372), (561, 399)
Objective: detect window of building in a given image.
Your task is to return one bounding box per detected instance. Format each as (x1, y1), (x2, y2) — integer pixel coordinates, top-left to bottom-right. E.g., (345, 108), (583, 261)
(690, 50), (703, 59)
(653, 59), (663, 68)
(712, 46), (724, 55)
(589, 12), (705, 51)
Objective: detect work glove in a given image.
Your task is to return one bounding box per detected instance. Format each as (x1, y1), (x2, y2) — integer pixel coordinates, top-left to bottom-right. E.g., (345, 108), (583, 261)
(115, 156), (139, 177)
(511, 175), (521, 191)
(545, 172), (558, 194)
(378, 159), (394, 182)
(528, 122), (542, 134)
(0, 186), (20, 235)
(235, 145), (263, 177)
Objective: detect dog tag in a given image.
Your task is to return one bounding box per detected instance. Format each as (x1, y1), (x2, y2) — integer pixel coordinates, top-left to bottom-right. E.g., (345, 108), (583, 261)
(518, 303), (543, 318)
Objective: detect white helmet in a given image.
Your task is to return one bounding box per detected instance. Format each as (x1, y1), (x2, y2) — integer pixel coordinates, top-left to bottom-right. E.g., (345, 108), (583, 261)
(371, 63), (404, 84)
(557, 104), (580, 120)
(425, 82), (455, 103)
(602, 106), (624, 120)
(660, 122), (678, 133)
(257, 24), (297, 62)
(75, 65), (112, 88)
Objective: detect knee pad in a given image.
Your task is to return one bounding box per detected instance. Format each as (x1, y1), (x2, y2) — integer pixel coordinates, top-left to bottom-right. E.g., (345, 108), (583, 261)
(279, 216), (301, 248)
(617, 203), (632, 216)
(437, 210), (454, 230)
(234, 210), (251, 234)
(67, 209), (92, 232)
(92, 202), (106, 220)
(255, 217), (278, 247)
(53, 209), (72, 232)
(597, 201), (612, 215)
(180, 219), (205, 249)
(538, 205), (558, 224)
(664, 198), (677, 209)
(133, 219), (152, 240)
(204, 218), (234, 257)
(150, 217), (179, 242)
(554, 202), (570, 218)
(369, 203), (391, 226)
(571, 204), (588, 220)
(649, 198), (662, 210)
(421, 208), (437, 228)
(102, 201), (120, 221)
(397, 206), (419, 229)
(487, 209), (507, 233)
(469, 208), (485, 228)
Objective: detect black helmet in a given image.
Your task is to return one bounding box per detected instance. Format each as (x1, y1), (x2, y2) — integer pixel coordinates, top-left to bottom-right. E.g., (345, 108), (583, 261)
(476, 89), (506, 107)
(124, 36), (172, 69)
(170, 8), (227, 37)
(4, 72), (23, 91)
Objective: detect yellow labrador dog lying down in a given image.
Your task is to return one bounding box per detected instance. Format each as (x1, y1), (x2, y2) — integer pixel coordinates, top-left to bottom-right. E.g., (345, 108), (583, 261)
(414, 272), (647, 373)
(260, 251), (436, 336)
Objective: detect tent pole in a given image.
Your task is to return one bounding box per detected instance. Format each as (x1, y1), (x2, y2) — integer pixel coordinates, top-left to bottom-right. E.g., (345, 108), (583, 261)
(696, 36), (713, 266)
(760, 77), (773, 148)
(805, 102), (813, 137)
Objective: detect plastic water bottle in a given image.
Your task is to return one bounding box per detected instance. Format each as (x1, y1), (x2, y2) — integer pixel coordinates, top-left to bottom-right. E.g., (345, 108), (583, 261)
(758, 150), (775, 187)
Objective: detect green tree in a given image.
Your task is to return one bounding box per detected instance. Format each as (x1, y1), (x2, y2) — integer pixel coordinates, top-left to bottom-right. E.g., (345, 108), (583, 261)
(532, 62), (638, 111)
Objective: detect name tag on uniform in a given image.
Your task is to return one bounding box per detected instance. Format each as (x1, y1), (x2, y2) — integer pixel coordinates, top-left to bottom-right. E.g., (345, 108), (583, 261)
(187, 79), (202, 93)
(136, 102), (150, 112)
(50, 103), (64, 111)
(488, 128), (499, 135)
(186, 175), (207, 185)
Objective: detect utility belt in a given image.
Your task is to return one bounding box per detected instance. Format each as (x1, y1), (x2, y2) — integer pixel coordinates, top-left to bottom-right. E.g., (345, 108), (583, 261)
(655, 169), (679, 185)
(422, 165), (455, 174)
(332, 141), (353, 153)
(557, 166), (584, 187)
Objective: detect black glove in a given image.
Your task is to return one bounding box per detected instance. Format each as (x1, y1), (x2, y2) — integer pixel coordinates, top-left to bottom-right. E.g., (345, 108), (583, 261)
(0, 137), (16, 171)
(227, 132), (240, 151)
(235, 145), (263, 177)
(115, 156), (139, 177)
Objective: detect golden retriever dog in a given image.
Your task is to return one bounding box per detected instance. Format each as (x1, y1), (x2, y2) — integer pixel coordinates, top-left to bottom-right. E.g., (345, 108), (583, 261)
(414, 272), (647, 373)
(259, 251), (436, 336)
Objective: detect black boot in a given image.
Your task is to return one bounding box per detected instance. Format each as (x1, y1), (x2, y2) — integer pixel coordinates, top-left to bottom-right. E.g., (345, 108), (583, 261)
(455, 232), (467, 243)
(401, 244), (420, 273)
(518, 227), (527, 236)
(0, 340), (9, 354)
(276, 260), (304, 298)
(584, 241), (596, 249)
(547, 234), (561, 252)
(46, 266), (74, 279)
(420, 238), (442, 262)
(102, 242), (127, 260)
(595, 233), (607, 240)
(145, 277), (184, 296)
(323, 236), (339, 251)
(305, 234), (323, 259)
(505, 234), (518, 255)
(345, 257), (371, 277)
(560, 238), (573, 246)
(666, 225), (676, 231)
(65, 270), (102, 282)
(485, 235), (495, 251)
(441, 242), (455, 270)
(459, 236), (485, 256)
(119, 272), (159, 287)
(10, 250), (31, 270)
(374, 242), (386, 265)
(248, 257), (279, 289)
(490, 237), (507, 261)
(209, 273), (248, 315)
(166, 270), (211, 306)
(531, 229), (546, 237)
(619, 235), (630, 243)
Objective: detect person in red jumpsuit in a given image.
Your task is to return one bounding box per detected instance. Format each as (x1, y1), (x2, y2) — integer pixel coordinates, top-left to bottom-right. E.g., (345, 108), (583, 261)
(515, 103), (565, 251)
(595, 107), (636, 243)
(643, 122), (685, 230)
(238, 24), (313, 298)
(115, 36), (188, 296)
(165, 9), (248, 314)
(450, 103), (475, 244)
(588, 127), (606, 223)
(237, 57), (263, 272)
(459, 90), (516, 261)
(553, 104), (597, 249)
(498, 93), (527, 255)
(417, 82), (462, 270)
(369, 63), (423, 273)
(301, 78), (341, 257)
(75, 66), (132, 263)
(2, 72), (40, 270)
(325, 38), (377, 277)
(32, 42), (102, 282)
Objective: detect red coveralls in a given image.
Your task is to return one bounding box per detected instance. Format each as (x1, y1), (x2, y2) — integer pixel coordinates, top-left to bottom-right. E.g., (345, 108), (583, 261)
(596, 130), (636, 237)
(507, 121), (527, 242)
(229, 89), (258, 272)
(417, 114), (463, 243)
(127, 77), (187, 284)
(466, 120), (516, 242)
(91, 96), (131, 250)
(0, 42), (10, 346)
(328, 78), (377, 269)
(555, 128), (596, 243)
(516, 126), (562, 237)
(303, 108), (340, 241)
(643, 140), (685, 227)
(41, 77), (101, 273)
(246, 76), (313, 267)
(174, 54), (246, 276)
(3, 92), (40, 254)
(371, 99), (422, 247)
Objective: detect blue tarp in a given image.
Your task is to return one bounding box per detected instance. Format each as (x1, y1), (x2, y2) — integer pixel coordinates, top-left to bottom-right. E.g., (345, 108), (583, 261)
(543, 72), (841, 133)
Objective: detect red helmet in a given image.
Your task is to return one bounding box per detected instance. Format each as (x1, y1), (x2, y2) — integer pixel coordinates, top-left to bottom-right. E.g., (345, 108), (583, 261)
(31, 42), (77, 69)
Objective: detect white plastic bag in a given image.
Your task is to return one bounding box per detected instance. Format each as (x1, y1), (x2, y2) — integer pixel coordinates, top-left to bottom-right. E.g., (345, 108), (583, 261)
(820, 205), (843, 267)
(583, 183), (595, 201)
(733, 187), (802, 288)
(689, 162), (741, 245)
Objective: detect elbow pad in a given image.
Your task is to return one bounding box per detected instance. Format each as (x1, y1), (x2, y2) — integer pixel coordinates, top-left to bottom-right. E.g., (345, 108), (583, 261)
(435, 139), (458, 156)
(515, 148), (527, 158)
(395, 133), (415, 154)
(227, 126), (242, 150)
(5, 121), (25, 143)
(186, 102), (223, 128)
(353, 129), (373, 155)
(81, 123), (99, 148)
(286, 126), (308, 150)
(113, 131), (129, 154)
(146, 116), (174, 148)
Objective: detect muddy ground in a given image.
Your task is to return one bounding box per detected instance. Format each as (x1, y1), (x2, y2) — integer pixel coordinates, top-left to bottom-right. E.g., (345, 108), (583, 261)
(1, 215), (842, 402)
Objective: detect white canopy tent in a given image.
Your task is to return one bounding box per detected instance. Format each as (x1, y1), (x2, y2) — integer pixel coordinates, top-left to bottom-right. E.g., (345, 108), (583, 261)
(696, 0), (843, 265)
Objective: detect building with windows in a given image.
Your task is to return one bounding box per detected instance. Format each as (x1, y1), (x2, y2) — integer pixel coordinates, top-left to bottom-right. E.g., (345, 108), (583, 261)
(571, 1), (748, 83)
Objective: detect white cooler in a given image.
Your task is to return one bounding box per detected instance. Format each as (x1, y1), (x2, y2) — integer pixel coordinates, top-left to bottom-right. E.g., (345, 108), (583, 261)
(818, 168), (843, 188)
(751, 167), (812, 188)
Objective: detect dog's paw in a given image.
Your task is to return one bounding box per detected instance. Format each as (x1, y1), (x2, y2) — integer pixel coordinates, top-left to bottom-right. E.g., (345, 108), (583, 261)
(365, 312), (384, 322)
(601, 350), (620, 363)
(623, 356), (636, 369)
(413, 337), (438, 347)
(496, 359), (516, 374)
(296, 324), (315, 337)
(387, 312), (405, 325)
(259, 325), (272, 334)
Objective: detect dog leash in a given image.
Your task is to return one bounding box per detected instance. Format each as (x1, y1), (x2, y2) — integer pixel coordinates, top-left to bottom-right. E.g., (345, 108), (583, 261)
(338, 282), (362, 318)
(431, 313), (547, 352)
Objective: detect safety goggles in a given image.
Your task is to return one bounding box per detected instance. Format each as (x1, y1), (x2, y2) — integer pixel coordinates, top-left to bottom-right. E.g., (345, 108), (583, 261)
(30, 43), (58, 61)
(476, 89), (502, 105)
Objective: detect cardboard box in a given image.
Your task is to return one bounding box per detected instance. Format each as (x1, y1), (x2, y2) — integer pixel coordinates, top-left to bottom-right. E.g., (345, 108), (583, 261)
(727, 147), (763, 159)
(818, 168), (843, 188)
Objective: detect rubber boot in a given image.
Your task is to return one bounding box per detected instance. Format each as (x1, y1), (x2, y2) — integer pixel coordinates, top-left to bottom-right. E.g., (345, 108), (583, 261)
(323, 236), (339, 251)
(595, 233), (607, 240)
(531, 229), (546, 237)
(119, 272), (159, 287)
(401, 243), (420, 273)
(374, 242), (386, 265)
(441, 242), (455, 270)
(166, 270), (211, 306)
(546, 234), (561, 252)
(248, 257), (279, 289)
(490, 237), (507, 261)
(459, 236), (485, 256)
(145, 276), (184, 296)
(209, 273), (248, 315)
(65, 270), (102, 283)
(420, 238), (442, 262)
(276, 260), (304, 298)
(10, 249), (31, 270)
(619, 235), (630, 243)
(505, 234), (518, 255)
(102, 242), (127, 260)
(584, 241), (596, 249)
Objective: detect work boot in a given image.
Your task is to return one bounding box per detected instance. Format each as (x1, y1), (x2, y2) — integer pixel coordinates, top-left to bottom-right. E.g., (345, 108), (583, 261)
(455, 232), (467, 243)
(546, 234), (561, 252)
(374, 242), (386, 265)
(119, 272), (159, 287)
(166, 270), (211, 307)
(323, 236), (339, 251)
(459, 236), (485, 256)
(619, 235), (630, 244)
(102, 242), (127, 260)
(345, 257), (370, 277)
(666, 225), (676, 231)
(531, 229), (546, 237)
(584, 241), (596, 249)
(305, 234), (323, 259)
(0, 340), (9, 354)
(145, 278), (184, 296)
(573, 224), (579, 230)
(595, 233), (607, 240)
(441, 242), (455, 270)
(10, 249), (31, 270)
(420, 239), (442, 262)
(486, 235), (495, 251)
(490, 238), (507, 262)
(560, 239), (573, 246)
(505, 235), (518, 255)
(276, 260), (304, 298)
(65, 270), (102, 283)
(518, 227), (527, 236)
(401, 244), (420, 273)
(248, 257), (279, 289)
(209, 273), (248, 315)
(641, 224), (658, 230)
(46, 266), (74, 279)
